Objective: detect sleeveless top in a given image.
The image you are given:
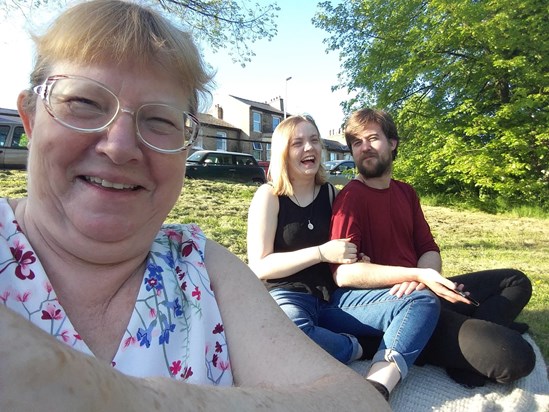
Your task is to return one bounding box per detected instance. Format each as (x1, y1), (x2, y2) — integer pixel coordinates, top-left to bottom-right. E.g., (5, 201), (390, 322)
(266, 183), (336, 301)
(0, 198), (233, 386)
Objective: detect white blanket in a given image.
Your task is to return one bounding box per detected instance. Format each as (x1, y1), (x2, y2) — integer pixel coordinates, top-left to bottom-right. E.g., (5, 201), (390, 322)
(349, 334), (549, 411)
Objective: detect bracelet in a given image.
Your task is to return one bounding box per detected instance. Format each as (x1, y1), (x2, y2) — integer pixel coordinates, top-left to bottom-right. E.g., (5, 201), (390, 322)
(317, 246), (325, 263)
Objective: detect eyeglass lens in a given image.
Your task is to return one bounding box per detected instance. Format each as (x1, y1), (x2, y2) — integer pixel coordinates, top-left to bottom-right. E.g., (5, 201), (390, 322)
(43, 76), (198, 152)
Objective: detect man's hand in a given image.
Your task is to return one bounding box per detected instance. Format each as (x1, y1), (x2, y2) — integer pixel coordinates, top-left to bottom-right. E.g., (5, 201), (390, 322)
(389, 281), (426, 297)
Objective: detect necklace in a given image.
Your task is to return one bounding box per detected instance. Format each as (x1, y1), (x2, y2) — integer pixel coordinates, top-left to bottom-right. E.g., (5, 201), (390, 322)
(293, 185), (317, 230)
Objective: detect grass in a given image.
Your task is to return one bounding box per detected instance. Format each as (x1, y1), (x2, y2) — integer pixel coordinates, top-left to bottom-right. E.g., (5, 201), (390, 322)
(2, 170), (548, 362)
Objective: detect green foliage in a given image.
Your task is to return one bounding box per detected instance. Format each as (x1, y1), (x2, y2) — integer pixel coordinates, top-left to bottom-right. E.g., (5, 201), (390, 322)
(314, 0), (549, 209)
(1, 0), (280, 67)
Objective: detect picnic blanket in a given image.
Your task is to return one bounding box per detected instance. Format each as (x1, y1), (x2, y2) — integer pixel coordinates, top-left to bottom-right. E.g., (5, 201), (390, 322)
(349, 334), (549, 411)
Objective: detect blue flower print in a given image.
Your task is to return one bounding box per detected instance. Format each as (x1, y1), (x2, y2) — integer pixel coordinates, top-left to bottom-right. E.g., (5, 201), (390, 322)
(144, 264), (164, 292)
(137, 319), (157, 348)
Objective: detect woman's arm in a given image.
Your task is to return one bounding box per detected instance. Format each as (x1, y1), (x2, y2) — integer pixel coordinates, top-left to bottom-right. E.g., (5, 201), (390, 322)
(247, 184), (356, 280)
(205, 239), (389, 409)
(0, 247), (389, 411)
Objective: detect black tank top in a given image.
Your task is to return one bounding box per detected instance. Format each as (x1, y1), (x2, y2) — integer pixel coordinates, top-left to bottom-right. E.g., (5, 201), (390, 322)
(265, 183), (336, 300)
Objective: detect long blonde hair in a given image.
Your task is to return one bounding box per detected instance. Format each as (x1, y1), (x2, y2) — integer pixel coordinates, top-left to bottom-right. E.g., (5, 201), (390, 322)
(268, 115), (327, 196)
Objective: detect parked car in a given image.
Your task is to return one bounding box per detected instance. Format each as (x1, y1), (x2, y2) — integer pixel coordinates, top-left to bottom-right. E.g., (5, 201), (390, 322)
(324, 159), (356, 186)
(0, 115), (28, 170)
(257, 160), (270, 178)
(186, 150), (266, 184)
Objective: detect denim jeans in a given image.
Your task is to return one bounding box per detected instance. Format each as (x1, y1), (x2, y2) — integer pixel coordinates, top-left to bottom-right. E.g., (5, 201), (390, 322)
(270, 286), (440, 379)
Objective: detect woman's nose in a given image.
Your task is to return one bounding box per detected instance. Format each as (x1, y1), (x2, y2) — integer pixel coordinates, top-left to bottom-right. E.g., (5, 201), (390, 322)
(95, 111), (143, 164)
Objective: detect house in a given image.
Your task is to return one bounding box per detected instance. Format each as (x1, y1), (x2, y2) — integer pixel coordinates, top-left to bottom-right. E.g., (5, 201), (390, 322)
(208, 95), (285, 161)
(323, 128), (352, 161)
(192, 113), (242, 153)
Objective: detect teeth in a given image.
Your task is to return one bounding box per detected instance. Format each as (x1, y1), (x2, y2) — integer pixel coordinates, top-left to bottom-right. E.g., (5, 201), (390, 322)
(85, 176), (137, 190)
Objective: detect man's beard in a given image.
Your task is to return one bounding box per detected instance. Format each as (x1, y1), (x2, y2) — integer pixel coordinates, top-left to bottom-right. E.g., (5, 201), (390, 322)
(356, 153), (392, 178)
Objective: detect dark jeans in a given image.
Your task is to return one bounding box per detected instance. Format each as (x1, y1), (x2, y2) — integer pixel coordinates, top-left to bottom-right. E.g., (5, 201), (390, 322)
(360, 269), (536, 384)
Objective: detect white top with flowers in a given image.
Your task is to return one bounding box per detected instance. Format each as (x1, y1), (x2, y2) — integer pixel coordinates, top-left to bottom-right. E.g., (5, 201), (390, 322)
(0, 198), (233, 386)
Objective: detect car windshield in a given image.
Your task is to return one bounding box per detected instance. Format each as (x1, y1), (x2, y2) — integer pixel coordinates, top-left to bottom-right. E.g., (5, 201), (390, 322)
(186, 152), (203, 162)
(324, 161), (339, 171)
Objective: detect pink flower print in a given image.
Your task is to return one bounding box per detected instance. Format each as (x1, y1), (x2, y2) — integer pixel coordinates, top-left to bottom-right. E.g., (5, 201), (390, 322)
(170, 360), (182, 376)
(0, 291), (10, 303)
(44, 282), (53, 293)
(212, 353), (218, 367)
(215, 341), (223, 353)
(59, 330), (71, 343)
(164, 229), (183, 243)
(149, 308), (156, 318)
(123, 336), (137, 348)
(192, 286), (201, 300)
(180, 281), (187, 291)
(181, 240), (198, 257)
(212, 323), (224, 334)
(16, 291), (30, 302)
(9, 242), (37, 280)
(180, 366), (193, 380)
(41, 303), (62, 320)
(218, 360), (230, 372)
(12, 219), (23, 233)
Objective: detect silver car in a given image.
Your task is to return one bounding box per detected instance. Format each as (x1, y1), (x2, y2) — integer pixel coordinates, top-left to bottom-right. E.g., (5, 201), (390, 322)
(324, 160), (356, 186)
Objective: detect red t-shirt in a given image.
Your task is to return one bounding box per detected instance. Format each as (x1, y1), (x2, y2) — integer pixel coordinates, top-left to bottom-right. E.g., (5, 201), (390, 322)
(330, 179), (439, 268)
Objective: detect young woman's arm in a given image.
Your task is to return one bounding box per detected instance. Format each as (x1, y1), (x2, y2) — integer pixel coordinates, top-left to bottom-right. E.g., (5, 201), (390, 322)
(247, 184), (356, 280)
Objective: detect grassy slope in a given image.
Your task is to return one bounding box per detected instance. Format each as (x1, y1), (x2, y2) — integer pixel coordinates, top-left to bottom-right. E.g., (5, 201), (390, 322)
(2, 171), (548, 361)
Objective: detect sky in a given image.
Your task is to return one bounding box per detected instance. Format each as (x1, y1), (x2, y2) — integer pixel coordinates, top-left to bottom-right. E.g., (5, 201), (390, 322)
(0, 0), (347, 138)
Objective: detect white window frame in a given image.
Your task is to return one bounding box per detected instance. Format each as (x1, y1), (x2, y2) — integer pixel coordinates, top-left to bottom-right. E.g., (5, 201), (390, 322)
(216, 131), (227, 151)
(252, 111), (262, 132)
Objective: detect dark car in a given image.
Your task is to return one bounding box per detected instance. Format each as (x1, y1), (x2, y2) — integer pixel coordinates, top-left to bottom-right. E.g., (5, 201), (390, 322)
(0, 115), (28, 170)
(186, 150), (266, 184)
(324, 159), (355, 186)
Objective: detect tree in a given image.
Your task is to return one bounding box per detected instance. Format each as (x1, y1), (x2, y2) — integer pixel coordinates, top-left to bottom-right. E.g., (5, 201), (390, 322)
(314, 0), (549, 209)
(1, 0), (280, 66)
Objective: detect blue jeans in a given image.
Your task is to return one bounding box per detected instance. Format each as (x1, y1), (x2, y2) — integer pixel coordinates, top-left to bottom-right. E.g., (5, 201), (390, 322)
(270, 287), (440, 379)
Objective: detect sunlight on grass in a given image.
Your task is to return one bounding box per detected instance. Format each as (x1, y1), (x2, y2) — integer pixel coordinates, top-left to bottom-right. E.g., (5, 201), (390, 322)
(2, 171), (548, 361)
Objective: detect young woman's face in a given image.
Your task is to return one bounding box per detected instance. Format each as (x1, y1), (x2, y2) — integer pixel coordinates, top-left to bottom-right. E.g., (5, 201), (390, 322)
(287, 120), (322, 180)
(20, 61), (190, 244)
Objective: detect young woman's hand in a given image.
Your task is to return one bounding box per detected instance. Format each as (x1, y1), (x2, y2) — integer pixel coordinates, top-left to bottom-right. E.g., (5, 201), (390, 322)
(318, 238), (358, 264)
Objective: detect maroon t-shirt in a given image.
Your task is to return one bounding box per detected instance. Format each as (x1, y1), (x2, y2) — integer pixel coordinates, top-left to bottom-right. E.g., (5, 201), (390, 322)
(330, 179), (439, 268)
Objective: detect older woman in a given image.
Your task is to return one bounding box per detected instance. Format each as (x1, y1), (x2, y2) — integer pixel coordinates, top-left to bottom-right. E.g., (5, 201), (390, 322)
(0, 1), (389, 410)
(247, 114), (441, 400)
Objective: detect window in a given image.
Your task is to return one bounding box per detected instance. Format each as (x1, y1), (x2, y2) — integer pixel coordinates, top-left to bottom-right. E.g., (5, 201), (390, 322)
(266, 143), (271, 161)
(252, 111), (262, 132)
(272, 116), (281, 131)
(252, 141), (263, 160)
(216, 131), (227, 151)
(0, 126), (8, 147)
(11, 127), (27, 148)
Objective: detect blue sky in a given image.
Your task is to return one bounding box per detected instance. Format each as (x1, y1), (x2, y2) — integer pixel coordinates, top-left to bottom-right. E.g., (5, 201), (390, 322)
(0, 0), (346, 137)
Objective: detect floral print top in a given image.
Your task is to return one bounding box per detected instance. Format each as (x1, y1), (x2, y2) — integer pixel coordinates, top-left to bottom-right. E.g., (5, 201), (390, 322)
(0, 198), (233, 386)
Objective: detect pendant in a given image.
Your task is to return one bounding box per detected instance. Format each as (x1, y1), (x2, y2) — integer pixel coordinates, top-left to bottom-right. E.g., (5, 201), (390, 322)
(307, 220), (314, 230)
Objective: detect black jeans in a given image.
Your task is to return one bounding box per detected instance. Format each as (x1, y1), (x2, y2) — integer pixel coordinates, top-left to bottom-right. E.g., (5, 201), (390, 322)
(361, 269), (536, 384)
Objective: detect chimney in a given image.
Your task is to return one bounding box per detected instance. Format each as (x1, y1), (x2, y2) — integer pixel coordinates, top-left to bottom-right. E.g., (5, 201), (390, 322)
(215, 104), (223, 120)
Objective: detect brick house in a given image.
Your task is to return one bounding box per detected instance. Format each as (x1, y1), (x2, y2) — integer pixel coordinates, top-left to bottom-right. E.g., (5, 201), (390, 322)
(208, 95), (286, 161)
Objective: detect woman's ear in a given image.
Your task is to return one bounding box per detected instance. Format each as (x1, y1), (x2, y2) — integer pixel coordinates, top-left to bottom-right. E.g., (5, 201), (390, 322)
(17, 90), (35, 145)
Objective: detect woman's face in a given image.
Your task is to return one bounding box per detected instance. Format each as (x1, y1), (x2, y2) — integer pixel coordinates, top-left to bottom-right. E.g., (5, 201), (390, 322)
(20, 61), (190, 244)
(287, 120), (322, 180)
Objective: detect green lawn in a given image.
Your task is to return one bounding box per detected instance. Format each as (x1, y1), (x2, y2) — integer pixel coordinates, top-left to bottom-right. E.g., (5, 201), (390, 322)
(2, 170), (548, 362)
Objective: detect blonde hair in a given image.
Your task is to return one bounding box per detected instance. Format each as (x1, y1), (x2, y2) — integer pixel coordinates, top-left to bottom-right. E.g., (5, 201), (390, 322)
(268, 115), (326, 196)
(23, 0), (210, 113)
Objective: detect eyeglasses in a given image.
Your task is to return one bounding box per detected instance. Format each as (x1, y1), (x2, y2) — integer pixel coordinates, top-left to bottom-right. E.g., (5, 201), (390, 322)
(33, 75), (200, 154)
